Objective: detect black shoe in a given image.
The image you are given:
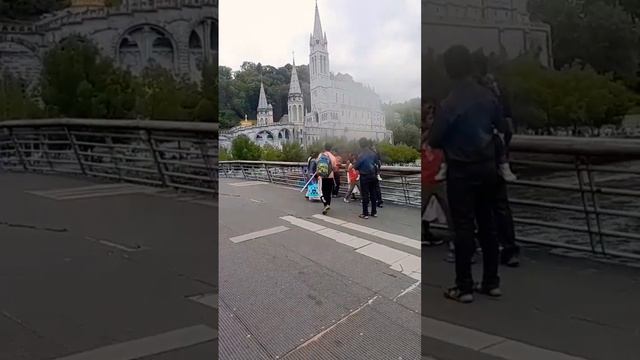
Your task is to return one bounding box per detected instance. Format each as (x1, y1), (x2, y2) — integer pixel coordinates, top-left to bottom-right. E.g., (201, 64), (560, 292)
(422, 233), (444, 247)
(444, 287), (473, 303)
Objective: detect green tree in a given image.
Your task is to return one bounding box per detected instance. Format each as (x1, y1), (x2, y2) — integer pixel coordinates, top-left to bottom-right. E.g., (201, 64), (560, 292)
(261, 144), (282, 161)
(0, 72), (44, 120)
(280, 142), (305, 162)
(231, 135), (262, 160)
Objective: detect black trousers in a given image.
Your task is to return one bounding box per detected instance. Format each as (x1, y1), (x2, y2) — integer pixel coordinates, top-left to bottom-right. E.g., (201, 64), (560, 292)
(321, 178), (334, 206)
(360, 176), (379, 216)
(496, 178), (519, 260)
(447, 163), (500, 292)
(333, 173), (341, 196)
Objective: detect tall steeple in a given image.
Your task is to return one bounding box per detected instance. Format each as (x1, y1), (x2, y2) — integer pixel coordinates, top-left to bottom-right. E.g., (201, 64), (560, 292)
(309, 0), (330, 115)
(258, 81), (268, 109)
(288, 53), (305, 125)
(289, 54), (302, 95)
(257, 81), (273, 126)
(313, 0), (324, 41)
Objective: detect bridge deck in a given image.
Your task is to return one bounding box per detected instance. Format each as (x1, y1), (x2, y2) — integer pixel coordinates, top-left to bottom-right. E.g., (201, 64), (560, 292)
(219, 178), (421, 359)
(423, 242), (640, 360)
(0, 172), (217, 360)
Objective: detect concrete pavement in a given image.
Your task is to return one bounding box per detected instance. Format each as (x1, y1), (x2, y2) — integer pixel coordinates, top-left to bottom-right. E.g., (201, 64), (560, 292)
(0, 172), (217, 360)
(219, 178), (421, 359)
(423, 235), (640, 360)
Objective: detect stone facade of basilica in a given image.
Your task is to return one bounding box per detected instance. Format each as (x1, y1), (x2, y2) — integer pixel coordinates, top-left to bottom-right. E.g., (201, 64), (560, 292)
(0, 0), (218, 89)
(423, 0), (552, 66)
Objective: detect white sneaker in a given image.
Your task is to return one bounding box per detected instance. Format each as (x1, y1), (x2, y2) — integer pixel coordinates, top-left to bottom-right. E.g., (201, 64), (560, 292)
(499, 163), (517, 182)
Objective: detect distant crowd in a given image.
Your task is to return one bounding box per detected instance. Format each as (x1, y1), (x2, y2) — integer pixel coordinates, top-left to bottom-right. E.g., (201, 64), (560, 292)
(304, 139), (384, 219)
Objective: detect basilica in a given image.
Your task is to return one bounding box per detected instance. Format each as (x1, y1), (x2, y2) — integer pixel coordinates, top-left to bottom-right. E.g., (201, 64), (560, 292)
(220, 3), (392, 149)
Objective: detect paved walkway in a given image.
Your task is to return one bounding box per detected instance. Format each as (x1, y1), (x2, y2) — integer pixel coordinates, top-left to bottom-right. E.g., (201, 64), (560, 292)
(0, 172), (217, 359)
(423, 232), (640, 360)
(219, 178), (421, 359)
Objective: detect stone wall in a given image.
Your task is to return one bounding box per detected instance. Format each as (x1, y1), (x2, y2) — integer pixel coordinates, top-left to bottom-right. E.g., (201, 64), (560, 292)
(0, 0), (218, 89)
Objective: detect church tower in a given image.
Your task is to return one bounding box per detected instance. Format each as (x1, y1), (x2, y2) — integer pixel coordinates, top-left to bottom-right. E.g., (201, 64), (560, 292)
(256, 81), (273, 126)
(288, 55), (305, 125)
(309, 1), (330, 117)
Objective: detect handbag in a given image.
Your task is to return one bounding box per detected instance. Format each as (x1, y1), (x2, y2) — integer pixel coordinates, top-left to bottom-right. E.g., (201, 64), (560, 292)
(423, 196), (446, 224)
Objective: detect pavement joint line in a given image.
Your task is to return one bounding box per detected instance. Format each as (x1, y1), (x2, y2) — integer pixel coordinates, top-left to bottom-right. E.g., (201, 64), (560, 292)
(85, 236), (149, 252)
(229, 181), (268, 187)
(393, 280), (421, 301)
(313, 214), (421, 250)
(282, 295), (379, 359)
(52, 324), (217, 360)
(229, 225), (290, 243)
(188, 293), (218, 309)
(280, 215), (421, 281)
(27, 184), (158, 200)
(421, 316), (590, 360)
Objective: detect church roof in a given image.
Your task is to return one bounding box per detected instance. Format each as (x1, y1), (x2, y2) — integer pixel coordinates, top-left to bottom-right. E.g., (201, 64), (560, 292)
(289, 56), (302, 95)
(258, 81), (269, 109)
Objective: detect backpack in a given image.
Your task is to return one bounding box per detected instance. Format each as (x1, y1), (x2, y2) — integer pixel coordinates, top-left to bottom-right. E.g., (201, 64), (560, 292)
(317, 153), (332, 177)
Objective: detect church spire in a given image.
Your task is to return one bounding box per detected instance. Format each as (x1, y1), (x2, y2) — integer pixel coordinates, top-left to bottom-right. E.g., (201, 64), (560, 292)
(289, 53), (302, 95)
(313, 0), (324, 41)
(258, 81), (268, 109)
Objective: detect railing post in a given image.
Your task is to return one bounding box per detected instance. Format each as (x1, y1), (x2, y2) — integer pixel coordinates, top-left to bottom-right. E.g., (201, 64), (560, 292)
(198, 140), (216, 183)
(106, 136), (122, 181)
(142, 130), (168, 187)
(10, 128), (28, 171)
(40, 132), (54, 171)
(575, 156), (596, 253)
(585, 158), (606, 255)
(401, 176), (409, 205)
(65, 127), (86, 176)
(264, 163), (273, 183)
(240, 164), (248, 180)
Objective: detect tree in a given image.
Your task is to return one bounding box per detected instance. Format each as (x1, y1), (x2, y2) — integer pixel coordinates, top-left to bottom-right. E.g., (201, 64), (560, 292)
(231, 135), (262, 160)
(0, 72), (44, 120)
(280, 142), (305, 162)
(261, 144), (282, 161)
(41, 36), (136, 118)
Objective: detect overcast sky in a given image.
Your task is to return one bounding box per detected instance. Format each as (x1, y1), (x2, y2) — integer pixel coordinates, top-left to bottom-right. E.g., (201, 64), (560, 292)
(220, 0), (420, 103)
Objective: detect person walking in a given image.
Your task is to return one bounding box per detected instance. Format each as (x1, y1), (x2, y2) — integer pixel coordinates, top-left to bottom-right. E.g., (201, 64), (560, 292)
(343, 154), (360, 203)
(316, 144), (338, 215)
(354, 138), (379, 219)
(332, 151), (343, 197)
(429, 45), (506, 303)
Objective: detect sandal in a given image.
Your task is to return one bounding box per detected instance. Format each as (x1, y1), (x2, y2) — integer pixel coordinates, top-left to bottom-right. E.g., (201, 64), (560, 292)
(443, 287), (473, 303)
(359, 214), (369, 219)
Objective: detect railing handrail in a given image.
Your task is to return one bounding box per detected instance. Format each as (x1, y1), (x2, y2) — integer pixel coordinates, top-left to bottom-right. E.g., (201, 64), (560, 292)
(219, 160), (420, 174)
(510, 135), (640, 156)
(0, 119), (218, 133)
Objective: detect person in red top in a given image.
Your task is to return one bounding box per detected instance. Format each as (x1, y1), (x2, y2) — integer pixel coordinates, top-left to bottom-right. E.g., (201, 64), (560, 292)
(343, 154), (360, 203)
(422, 99), (454, 255)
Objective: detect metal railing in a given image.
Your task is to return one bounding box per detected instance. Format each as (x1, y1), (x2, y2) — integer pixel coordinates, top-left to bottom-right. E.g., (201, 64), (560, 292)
(221, 135), (640, 261)
(219, 160), (421, 207)
(504, 135), (640, 260)
(0, 119), (218, 194)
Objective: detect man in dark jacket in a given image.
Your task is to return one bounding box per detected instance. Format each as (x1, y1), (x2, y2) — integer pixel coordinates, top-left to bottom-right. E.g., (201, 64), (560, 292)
(429, 45), (506, 303)
(355, 138), (379, 219)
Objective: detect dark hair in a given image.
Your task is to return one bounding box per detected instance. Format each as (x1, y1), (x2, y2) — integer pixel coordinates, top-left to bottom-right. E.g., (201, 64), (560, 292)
(358, 137), (369, 149)
(324, 143), (332, 151)
(443, 45), (473, 80)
